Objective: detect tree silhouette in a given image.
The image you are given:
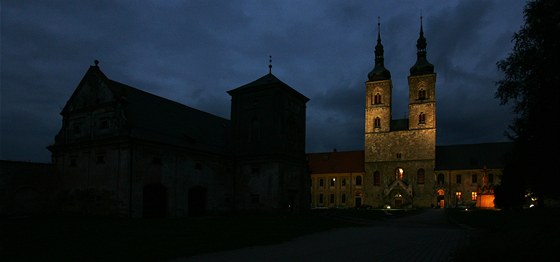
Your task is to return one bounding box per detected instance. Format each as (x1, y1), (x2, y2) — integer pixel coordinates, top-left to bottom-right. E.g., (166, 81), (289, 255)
(494, 0), (560, 208)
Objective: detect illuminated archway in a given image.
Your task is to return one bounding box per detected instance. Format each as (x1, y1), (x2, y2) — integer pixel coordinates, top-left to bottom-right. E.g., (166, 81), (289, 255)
(436, 189), (445, 208)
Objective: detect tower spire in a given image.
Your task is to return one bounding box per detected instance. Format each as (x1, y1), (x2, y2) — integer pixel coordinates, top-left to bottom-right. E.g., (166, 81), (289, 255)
(368, 16), (391, 81)
(410, 15), (434, 76)
(268, 55), (272, 74)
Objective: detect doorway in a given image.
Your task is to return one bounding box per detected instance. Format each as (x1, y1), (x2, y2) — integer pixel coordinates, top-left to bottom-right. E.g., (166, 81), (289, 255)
(143, 184), (167, 218)
(188, 186), (207, 216)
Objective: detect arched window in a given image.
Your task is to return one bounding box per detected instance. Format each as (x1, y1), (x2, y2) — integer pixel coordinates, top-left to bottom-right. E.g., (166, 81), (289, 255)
(373, 171), (380, 186)
(417, 169), (425, 184)
(418, 89), (426, 100)
(356, 176), (362, 186)
(438, 173), (445, 185)
(374, 117), (381, 128)
(418, 112), (426, 124)
(374, 93), (382, 104)
(395, 168), (404, 181)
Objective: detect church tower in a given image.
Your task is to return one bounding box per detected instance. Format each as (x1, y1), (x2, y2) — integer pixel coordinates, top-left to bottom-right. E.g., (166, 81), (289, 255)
(364, 18), (437, 209)
(408, 17), (436, 131)
(365, 19), (392, 137)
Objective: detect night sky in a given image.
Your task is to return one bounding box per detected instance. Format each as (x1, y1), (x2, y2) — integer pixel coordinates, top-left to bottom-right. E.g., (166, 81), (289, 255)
(1, 0), (526, 163)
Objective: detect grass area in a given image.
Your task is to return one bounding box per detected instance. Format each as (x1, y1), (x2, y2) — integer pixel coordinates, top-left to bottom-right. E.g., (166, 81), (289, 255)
(446, 207), (560, 261)
(0, 209), (413, 261)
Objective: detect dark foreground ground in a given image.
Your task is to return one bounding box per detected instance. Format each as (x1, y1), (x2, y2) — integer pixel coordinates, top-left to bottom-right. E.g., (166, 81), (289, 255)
(1, 208), (558, 261)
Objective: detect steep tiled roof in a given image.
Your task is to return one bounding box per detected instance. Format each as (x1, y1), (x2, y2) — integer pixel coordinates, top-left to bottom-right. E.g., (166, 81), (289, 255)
(307, 150), (364, 174)
(435, 142), (513, 170)
(227, 73), (309, 102)
(72, 65), (231, 155)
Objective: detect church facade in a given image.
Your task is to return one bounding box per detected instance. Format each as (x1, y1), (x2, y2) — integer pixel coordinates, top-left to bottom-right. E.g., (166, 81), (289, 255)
(47, 62), (309, 217)
(309, 21), (512, 209)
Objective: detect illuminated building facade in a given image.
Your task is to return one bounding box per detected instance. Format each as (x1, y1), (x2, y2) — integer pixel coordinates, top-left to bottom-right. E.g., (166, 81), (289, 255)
(309, 20), (511, 209)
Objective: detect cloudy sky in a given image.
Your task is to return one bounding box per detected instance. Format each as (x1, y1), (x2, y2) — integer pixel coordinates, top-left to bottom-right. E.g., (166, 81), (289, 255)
(1, 0), (526, 163)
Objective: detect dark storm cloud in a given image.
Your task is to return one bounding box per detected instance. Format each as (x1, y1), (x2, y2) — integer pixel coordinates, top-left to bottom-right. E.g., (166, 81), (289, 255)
(0, 0), (525, 162)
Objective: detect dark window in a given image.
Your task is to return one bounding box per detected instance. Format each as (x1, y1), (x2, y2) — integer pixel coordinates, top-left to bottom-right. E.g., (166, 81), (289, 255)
(418, 89), (427, 100)
(419, 112), (426, 124)
(96, 155), (105, 164)
(99, 118), (109, 129)
(73, 123), (81, 135)
(356, 176), (362, 186)
(374, 117), (381, 128)
(438, 173), (445, 184)
(374, 171), (381, 186)
(472, 174), (478, 183)
(417, 169), (425, 184)
(251, 166), (259, 174)
(319, 178), (324, 187)
(341, 178), (346, 186)
(251, 194), (259, 204)
(488, 174), (494, 184)
(330, 194), (335, 204)
(396, 153), (402, 159)
(341, 194), (346, 203)
(374, 93), (382, 104)
(330, 178), (335, 187)
(456, 175), (462, 184)
(319, 194), (324, 204)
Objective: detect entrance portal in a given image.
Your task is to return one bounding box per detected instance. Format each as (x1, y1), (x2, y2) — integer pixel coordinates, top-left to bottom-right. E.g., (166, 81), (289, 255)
(143, 184), (167, 218)
(436, 189), (445, 208)
(188, 186), (207, 216)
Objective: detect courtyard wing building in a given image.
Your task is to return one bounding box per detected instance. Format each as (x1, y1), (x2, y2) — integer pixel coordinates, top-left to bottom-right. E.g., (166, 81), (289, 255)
(47, 62), (309, 217)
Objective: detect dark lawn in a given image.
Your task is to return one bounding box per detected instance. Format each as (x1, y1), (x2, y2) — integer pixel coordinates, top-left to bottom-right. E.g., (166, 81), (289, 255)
(447, 207), (560, 261)
(0, 209), (413, 261)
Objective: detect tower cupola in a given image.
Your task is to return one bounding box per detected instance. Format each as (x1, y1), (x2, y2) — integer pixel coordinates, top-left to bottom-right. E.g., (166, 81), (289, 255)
(410, 16), (434, 75)
(368, 17), (391, 81)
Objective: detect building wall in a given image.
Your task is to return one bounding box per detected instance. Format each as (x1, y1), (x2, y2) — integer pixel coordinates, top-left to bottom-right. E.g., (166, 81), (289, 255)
(0, 160), (54, 216)
(310, 172), (365, 208)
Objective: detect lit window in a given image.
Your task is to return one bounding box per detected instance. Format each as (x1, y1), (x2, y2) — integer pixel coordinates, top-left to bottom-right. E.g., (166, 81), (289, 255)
(455, 191), (462, 201)
(471, 192), (477, 201)
(395, 168), (404, 181)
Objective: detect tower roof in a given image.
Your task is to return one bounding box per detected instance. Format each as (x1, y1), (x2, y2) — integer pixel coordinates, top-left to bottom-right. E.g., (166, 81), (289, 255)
(410, 16), (434, 76)
(368, 17), (391, 81)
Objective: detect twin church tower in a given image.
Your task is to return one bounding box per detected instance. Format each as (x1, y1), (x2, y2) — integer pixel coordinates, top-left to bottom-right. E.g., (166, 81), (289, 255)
(364, 17), (437, 208)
